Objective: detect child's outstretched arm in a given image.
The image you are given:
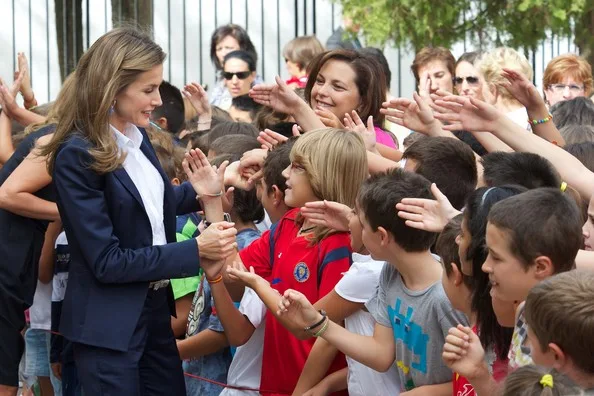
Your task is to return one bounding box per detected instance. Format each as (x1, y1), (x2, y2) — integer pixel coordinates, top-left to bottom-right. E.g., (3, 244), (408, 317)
(435, 95), (594, 199)
(277, 289), (395, 372)
(209, 266), (258, 346)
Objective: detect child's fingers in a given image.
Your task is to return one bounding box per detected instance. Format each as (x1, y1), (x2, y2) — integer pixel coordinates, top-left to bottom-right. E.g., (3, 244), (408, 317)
(442, 351), (462, 363)
(448, 326), (471, 341)
(443, 341), (467, 356)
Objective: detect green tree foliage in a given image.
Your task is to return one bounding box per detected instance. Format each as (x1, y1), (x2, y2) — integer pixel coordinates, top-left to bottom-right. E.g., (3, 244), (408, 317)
(338, 0), (588, 54)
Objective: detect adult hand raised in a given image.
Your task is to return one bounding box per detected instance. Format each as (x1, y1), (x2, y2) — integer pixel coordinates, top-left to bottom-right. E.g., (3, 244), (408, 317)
(250, 76), (303, 115)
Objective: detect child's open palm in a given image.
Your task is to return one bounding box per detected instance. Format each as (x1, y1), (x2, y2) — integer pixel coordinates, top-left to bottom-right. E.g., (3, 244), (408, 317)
(501, 68), (543, 110)
(183, 148), (226, 197)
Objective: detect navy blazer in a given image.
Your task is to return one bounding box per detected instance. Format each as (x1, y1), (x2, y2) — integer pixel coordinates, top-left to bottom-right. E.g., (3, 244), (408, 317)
(53, 129), (201, 351)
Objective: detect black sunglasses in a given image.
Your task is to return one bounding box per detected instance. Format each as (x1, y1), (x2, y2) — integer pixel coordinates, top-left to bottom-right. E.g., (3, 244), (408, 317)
(223, 71), (251, 80)
(453, 76), (479, 85)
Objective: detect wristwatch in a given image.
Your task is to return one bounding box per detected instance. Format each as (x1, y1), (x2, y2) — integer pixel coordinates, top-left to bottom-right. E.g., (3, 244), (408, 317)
(204, 212), (232, 229)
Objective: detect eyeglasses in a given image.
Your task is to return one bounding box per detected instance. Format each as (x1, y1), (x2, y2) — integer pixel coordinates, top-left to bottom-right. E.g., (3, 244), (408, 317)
(453, 76), (480, 86)
(549, 84), (584, 93)
(222, 71), (251, 80)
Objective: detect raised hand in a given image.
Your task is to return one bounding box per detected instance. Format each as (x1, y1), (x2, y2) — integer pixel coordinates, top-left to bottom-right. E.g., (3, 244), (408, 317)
(0, 76), (23, 117)
(258, 129), (289, 150)
(315, 107), (345, 129)
(395, 183), (460, 233)
(442, 325), (488, 381)
(501, 68), (543, 111)
(16, 52), (34, 103)
(182, 148), (225, 198)
(433, 96), (502, 133)
(224, 160), (254, 191)
(197, 221), (238, 261)
(277, 289), (320, 328)
(250, 76), (304, 115)
(344, 111), (376, 152)
(226, 265), (265, 289)
(381, 92), (441, 136)
(182, 82), (212, 117)
(300, 200), (351, 232)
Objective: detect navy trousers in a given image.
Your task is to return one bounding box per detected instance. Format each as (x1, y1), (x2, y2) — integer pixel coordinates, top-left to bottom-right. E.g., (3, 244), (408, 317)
(73, 288), (185, 395)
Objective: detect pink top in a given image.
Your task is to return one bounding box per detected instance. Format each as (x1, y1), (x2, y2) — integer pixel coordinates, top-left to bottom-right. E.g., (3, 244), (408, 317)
(374, 126), (397, 149)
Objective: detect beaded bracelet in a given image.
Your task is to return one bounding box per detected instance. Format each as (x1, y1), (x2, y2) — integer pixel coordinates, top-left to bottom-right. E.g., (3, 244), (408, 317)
(528, 113), (553, 126)
(313, 317), (330, 337)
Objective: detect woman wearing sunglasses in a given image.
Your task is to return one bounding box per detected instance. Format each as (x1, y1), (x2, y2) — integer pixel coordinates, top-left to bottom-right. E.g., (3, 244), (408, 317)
(454, 52), (485, 100)
(220, 50), (258, 109)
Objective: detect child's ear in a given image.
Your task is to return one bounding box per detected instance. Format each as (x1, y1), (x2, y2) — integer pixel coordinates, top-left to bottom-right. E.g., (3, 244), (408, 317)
(171, 177), (181, 186)
(533, 256), (554, 279)
(377, 226), (390, 247)
(155, 117), (168, 131)
(271, 185), (284, 206)
(548, 342), (568, 371)
(450, 263), (464, 286)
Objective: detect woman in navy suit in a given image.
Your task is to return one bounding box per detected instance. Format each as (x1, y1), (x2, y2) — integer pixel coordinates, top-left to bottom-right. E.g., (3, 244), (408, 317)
(39, 28), (238, 395)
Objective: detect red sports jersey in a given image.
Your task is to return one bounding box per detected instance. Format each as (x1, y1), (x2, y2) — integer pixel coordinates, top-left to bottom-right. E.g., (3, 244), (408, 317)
(240, 208), (351, 395)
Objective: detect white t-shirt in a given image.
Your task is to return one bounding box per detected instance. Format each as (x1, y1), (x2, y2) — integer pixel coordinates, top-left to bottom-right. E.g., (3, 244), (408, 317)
(29, 280), (52, 330)
(334, 253), (401, 396)
(220, 288), (266, 396)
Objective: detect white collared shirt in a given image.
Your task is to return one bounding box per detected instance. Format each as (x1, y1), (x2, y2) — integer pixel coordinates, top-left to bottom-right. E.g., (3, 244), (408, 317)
(111, 124), (166, 246)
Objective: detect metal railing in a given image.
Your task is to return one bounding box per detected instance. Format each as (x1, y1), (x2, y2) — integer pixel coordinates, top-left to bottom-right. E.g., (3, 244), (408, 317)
(0, 0), (578, 105)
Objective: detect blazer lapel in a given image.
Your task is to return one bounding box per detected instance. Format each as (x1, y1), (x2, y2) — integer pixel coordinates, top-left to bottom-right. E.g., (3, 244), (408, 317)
(113, 167), (146, 210)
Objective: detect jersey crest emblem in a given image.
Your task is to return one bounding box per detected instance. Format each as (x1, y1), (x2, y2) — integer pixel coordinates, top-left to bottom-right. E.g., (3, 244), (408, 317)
(293, 262), (310, 282)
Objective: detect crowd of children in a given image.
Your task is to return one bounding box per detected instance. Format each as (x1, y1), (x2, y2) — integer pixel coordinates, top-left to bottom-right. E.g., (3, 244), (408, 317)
(1, 19), (594, 396)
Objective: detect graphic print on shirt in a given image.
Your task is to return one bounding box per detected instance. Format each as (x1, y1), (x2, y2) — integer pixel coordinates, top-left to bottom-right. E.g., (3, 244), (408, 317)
(388, 298), (430, 390)
(186, 270), (206, 337)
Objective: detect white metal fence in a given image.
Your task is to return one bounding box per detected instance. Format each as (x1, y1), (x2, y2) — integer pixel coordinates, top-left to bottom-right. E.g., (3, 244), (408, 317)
(0, 0), (579, 105)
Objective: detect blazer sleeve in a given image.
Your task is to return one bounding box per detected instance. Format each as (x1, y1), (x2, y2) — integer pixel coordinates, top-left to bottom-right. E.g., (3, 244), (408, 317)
(53, 140), (200, 283)
(173, 182), (201, 215)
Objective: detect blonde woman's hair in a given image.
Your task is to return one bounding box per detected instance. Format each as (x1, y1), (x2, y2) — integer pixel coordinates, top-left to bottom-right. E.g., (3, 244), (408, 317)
(41, 27), (166, 174)
(290, 128), (367, 243)
(478, 47), (533, 104)
(502, 365), (581, 396)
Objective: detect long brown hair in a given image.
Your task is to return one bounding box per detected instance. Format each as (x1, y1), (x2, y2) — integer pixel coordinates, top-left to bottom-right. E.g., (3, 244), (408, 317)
(304, 50), (387, 126)
(40, 27), (166, 174)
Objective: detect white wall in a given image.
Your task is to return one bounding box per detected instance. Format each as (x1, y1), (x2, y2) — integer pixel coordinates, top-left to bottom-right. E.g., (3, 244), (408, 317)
(0, 0), (579, 105)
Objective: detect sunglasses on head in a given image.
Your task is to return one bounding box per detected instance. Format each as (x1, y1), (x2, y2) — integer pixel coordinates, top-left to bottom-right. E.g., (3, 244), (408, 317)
(223, 71), (251, 80)
(454, 76), (479, 85)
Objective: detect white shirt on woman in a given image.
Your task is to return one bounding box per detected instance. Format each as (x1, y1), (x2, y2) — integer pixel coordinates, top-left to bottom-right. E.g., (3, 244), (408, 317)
(111, 124), (166, 246)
